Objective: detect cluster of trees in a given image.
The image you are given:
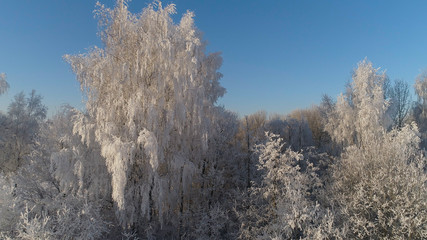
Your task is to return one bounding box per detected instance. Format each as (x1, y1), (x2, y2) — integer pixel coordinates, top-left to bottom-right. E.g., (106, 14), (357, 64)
(0, 1), (426, 239)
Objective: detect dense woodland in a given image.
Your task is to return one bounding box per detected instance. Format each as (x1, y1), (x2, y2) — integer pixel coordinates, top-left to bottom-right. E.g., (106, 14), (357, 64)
(0, 1), (426, 239)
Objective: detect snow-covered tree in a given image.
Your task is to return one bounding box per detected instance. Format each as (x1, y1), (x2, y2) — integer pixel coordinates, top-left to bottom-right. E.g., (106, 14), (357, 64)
(314, 94), (337, 153)
(415, 71), (427, 114)
(0, 174), (18, 236)
(0, 108), (110, 239)
(324, 60), (427, 238)
(200, 107), (244, 201)
(0, 73), (9, 95)
(0, 90), (47, 173)
(65, 0), (226, 234)
(414, 71), (427, 146)
(325, 59), (389, 149)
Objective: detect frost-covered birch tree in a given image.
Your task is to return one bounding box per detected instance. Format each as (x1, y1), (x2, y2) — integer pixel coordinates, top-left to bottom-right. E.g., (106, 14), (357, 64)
(65, 0), (226, 234)
(325, 59), (389, 149)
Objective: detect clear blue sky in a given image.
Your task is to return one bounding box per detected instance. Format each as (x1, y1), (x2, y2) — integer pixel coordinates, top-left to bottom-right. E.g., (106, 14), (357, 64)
(1, 0), (427, 117)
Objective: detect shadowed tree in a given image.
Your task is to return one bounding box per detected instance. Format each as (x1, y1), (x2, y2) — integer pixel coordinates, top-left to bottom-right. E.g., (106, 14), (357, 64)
(389, 79), (411, 128)
(0, 90), (47, 172)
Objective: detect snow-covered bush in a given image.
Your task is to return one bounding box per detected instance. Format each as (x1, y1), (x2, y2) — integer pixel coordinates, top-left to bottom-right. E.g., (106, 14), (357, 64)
(5, 158), (110, 239)
(331, 123), (427, 239)
(14, 197), (109, 240)
(239, 133), (343, 239)
(190, 204), (231, 240)
(324, 59), (427, 239)
(16, 206), (55, 240)
(0, 174), (19, 236)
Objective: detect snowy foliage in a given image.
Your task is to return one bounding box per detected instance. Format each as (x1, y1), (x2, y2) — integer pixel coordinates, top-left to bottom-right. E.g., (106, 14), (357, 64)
(50, 106), (111, 201)
(16, 206), (55, 240)
(190, 204), (231, 240)
(14, 198), (109, 240)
